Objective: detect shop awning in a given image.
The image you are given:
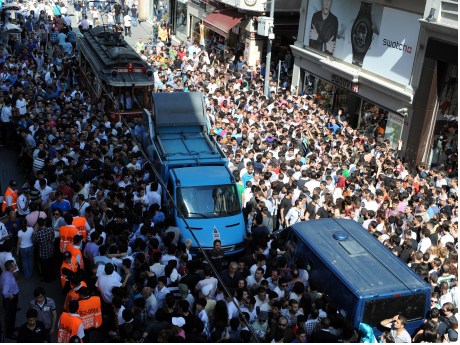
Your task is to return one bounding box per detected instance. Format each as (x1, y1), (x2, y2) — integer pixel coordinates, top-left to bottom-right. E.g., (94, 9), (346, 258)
(202, 9), (245, 39)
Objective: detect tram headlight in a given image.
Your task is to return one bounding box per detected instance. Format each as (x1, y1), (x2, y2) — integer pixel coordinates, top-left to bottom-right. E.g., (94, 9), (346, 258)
(111, 70), (118, 78)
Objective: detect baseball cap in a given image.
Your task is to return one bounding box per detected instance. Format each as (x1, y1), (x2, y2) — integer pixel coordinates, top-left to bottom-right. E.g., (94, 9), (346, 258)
(172, 317), (185, 328)
(178, 284), (189, 299)
(63, 251), (72, 259)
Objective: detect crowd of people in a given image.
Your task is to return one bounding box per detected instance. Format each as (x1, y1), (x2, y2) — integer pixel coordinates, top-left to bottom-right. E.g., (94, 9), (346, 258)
(0, 0), (458, 343)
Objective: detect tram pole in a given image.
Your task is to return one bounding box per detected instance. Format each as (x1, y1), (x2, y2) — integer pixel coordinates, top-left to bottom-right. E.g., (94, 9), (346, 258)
(263, 0), (275, 97)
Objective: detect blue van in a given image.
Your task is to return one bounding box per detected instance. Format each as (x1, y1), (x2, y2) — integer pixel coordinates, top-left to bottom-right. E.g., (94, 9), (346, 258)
(275, 218), (431, 336)
(141, 92), (246, 255)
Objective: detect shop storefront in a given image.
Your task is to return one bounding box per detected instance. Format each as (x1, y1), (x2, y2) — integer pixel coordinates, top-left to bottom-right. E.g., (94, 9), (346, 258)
(300, 72), (404, 150)
(428, 62), (457, 166)
(186, 0), (207, 43)
(202, 8), (246, 61)
(170, 0), (188, 42)
(291, 0), (426, 160)
(408, 34), (457, 167)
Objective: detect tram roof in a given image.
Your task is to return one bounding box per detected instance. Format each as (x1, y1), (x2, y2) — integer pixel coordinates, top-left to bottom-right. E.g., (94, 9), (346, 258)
(77, 26), (154, 86)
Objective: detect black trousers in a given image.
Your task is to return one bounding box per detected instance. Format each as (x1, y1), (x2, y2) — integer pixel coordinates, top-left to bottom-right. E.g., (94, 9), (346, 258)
(3, 293), (18, 335)
(39, 256), (55, 283)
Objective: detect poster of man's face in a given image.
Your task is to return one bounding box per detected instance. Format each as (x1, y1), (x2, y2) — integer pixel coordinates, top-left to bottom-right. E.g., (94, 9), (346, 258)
(308, 0), (338, 55)
(303, 0), (422, 86)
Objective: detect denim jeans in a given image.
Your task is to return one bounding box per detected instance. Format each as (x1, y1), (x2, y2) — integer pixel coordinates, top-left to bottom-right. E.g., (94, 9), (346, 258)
(20, 245), (34, 279)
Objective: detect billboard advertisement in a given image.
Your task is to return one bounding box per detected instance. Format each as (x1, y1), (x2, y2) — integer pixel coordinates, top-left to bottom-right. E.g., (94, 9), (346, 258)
(303, 0), (421, 85)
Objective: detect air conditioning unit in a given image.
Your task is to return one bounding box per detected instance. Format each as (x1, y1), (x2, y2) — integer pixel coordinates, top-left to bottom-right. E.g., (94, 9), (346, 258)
(257, 16), (273, 36)
(236, 0), (267, 13)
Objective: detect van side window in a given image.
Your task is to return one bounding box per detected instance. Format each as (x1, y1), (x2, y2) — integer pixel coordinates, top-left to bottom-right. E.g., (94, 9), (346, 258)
(363, 293), (426, 326)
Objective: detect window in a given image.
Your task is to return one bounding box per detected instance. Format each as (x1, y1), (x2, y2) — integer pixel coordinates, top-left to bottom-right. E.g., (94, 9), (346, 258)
(174, 0), (187, 41)
(177, 184), (240, 218)
(362, 293), (427, 326)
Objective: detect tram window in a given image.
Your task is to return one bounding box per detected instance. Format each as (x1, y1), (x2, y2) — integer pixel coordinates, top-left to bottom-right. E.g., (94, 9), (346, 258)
(133, 88), (144, 108)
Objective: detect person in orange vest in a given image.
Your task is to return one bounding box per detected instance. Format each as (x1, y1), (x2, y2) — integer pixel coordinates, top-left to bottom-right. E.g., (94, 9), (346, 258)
(2, 180), (18, 212)
(64, 275), (88, 312)
(77, 287), (102, 330)
(68, 235), (84, 270)
(57, 300), (85, 343)
(71, 208), (90, 243)
(60, 214), (78, 254)
(61, 251), (79, 293)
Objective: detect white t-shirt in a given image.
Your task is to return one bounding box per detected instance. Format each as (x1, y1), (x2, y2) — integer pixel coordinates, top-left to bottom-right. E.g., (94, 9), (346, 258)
(0, 251), (16, 272)
(0, 223), (9, 244)
(96, 272), (122, 303)
(1, 106), (12, 123)
(390, 328), (412, 343)
(18, 227), (34, 248)
(124, 15), (132, 27)
(16, 98), (27, 115)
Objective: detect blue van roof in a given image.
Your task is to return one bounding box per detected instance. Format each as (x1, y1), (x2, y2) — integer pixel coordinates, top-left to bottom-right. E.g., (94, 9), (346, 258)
(172, 166), (234, 187)
(158, 131), (225, 166)
(291, 219), (429, 297)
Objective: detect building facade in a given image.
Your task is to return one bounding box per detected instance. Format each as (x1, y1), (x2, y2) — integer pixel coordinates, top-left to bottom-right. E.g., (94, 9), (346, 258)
(167, 0), (300, 67)
(290, 0), (457, 165)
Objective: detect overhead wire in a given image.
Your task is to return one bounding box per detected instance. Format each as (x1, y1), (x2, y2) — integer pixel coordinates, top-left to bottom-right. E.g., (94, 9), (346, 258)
(93, 71), (260, 341)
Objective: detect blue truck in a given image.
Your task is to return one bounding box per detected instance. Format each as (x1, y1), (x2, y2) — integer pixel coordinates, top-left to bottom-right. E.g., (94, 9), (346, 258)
(141, 92), (246, 255)
(275, 218), (431, 337)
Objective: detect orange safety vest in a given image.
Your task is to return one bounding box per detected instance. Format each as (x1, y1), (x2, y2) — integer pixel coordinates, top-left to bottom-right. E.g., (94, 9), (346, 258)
(57, 312), (83, 343)
(59, 225), (78, 253)
(68, 245), (85, 270)
(60, 257), (79, 288)
(2, 187), (18, 212)
(72, 217), (88, 241)
(78, 296), (103, 330)
(64, 281), (88, 312)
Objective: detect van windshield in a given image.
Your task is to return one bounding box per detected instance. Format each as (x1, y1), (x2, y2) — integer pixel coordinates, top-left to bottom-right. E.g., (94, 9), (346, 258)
(362, 293), (427, 326)
(177, 184), (240, 218)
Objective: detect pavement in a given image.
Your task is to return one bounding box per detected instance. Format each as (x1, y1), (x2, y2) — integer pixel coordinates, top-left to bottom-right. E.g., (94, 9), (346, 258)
(0, 5), (177, 342)
(0, 12), (152, 345)
(66, 4), (156, 47)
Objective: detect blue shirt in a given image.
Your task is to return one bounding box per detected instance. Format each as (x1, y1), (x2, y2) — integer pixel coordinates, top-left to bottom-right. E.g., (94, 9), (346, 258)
(327, 123), (340, 134)
(1, 270), (19, 298)
(427, 205), (439, 219)
(153, 212), (165, 224)
(242, 172), (254, 188)
(50, 199), (72, 213)
(83, 241), (99, 262)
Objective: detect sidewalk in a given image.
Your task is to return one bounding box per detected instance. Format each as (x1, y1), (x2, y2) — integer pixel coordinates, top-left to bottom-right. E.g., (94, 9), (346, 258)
(62, 4), (155, 47)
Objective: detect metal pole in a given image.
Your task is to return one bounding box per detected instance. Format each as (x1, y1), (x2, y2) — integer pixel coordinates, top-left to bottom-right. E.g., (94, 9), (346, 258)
(356, 97), (364, 128)
(276, 59), (281, 94)
(263, 0), (275, 97)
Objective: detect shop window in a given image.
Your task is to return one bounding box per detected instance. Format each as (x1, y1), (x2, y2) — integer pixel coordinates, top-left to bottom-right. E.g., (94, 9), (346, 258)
(430, 63), (458, 167)
(175, 1), (187, 41)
